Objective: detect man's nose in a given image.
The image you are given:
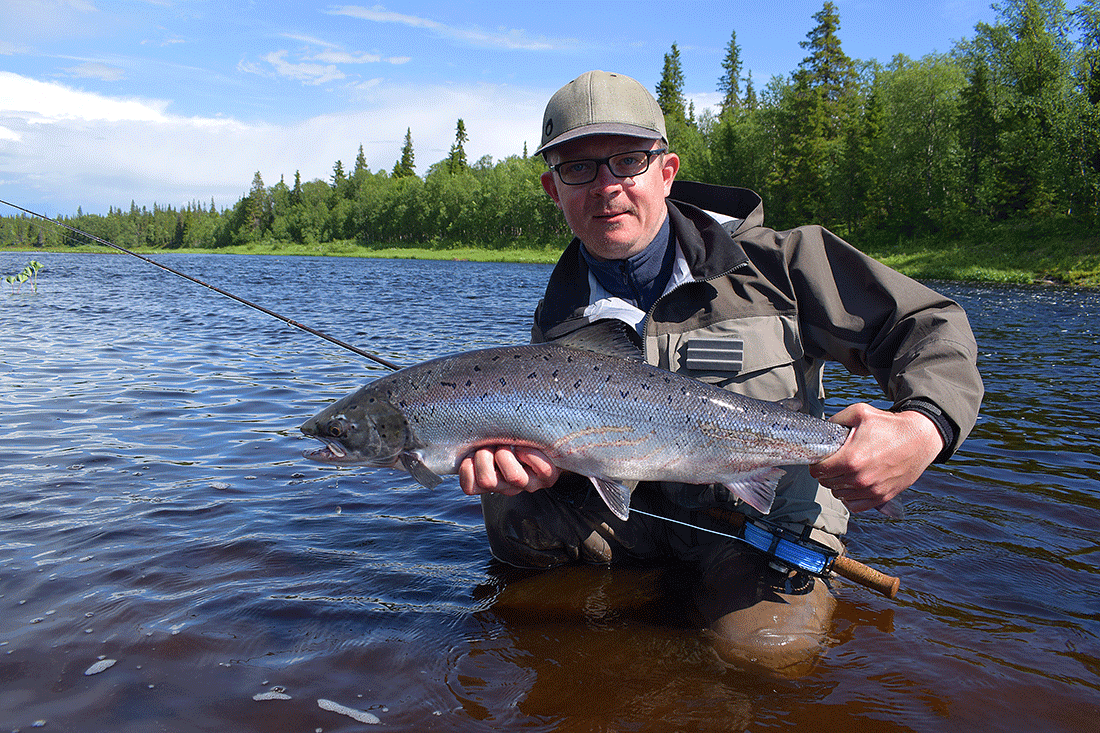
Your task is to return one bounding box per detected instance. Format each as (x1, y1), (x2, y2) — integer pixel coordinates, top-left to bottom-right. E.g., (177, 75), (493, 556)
(590, 161), (624, 190)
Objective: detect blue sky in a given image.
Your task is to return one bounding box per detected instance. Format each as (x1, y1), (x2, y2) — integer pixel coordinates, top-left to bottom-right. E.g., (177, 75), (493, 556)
(0, 0), (1007, 217)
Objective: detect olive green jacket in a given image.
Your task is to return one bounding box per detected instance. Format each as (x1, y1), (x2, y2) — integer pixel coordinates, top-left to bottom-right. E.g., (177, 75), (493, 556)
(533, 180), (983, 539)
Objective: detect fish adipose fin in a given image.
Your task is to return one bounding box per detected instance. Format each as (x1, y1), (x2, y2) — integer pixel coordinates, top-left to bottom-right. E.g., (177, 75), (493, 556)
(401, 452), (443, 489)
(721, 467), (783, 514)
(588, 476), (633, 521)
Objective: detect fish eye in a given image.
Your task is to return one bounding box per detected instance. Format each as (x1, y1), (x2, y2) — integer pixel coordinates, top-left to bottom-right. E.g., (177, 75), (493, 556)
(323, 419), (347, 438)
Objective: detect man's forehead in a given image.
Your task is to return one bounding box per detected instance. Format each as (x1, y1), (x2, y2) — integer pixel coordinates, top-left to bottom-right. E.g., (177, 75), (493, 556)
(545, 134), (661, 161)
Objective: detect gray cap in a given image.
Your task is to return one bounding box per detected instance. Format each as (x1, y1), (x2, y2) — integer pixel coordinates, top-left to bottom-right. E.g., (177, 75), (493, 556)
(536, 70), (667, 155)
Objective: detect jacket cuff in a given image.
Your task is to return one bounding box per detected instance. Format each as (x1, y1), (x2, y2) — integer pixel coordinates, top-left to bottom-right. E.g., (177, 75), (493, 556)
(891, 398), (958, 463)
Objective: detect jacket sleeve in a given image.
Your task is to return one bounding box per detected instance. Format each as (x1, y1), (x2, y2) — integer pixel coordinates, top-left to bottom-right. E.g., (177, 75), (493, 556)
(772, 225), (984, 461)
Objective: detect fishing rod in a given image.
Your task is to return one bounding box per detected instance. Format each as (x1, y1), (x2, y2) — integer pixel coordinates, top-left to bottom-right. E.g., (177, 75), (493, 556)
(3, 197), (902, 599)
(0, 198), (403, 372)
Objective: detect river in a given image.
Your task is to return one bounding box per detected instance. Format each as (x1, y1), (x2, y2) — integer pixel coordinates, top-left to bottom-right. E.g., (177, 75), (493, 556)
(1, 252), (1097, 732)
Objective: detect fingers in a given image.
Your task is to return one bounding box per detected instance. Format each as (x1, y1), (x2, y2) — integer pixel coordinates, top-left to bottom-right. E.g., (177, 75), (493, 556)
(458, 446), (559, 496)
(810, 403), (943, 514)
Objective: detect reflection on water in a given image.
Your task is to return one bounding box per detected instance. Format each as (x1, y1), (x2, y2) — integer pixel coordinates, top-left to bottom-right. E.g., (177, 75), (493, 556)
(1, 253), (1097, 731)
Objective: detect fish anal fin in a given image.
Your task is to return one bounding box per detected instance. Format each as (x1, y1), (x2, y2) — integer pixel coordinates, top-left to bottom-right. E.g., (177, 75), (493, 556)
(720, 467), (782, 515)
(588, 476), (633, 521)
(401, 452), (443, 489)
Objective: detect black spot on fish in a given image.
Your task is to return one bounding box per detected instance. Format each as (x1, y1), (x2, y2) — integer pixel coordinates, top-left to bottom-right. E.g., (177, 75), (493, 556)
(465, 379), (473, 387)
(499, 377), (507, 386)
(441, 381), (457, 389)
(574, 380), (583, 389)
(527, 372), (537, 379)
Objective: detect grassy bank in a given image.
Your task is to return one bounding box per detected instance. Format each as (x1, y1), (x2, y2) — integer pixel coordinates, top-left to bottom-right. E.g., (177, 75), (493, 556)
(5, 224), (1099, 286)
(860, 223), (1100, 286)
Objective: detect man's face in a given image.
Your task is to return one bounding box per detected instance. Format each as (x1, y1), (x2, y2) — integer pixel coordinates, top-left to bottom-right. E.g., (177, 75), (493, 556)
(540, 135), (680, 261)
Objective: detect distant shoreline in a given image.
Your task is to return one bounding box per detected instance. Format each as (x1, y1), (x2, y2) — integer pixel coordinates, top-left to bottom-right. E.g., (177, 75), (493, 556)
(3, 232), (1098, 287)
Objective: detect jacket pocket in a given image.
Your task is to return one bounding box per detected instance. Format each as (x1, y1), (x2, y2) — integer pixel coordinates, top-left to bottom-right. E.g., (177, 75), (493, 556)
(659, 314), (807, 401)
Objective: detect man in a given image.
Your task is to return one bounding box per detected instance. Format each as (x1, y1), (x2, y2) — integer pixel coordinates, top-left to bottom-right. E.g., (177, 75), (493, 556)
(459, 70), (983, 676)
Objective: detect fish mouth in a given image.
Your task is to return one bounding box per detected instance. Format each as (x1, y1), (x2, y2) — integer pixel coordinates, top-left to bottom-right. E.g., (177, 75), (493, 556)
(303, 438), (349, 463)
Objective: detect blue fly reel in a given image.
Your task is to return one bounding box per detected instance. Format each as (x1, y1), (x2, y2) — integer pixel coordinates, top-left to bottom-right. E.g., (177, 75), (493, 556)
(739, 517), (839, 577)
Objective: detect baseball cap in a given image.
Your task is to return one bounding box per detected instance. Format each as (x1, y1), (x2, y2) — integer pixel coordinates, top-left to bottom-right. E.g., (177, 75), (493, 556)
(536, 70), (667, 155)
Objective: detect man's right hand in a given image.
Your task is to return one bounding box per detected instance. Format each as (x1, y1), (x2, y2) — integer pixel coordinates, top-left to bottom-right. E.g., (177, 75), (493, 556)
(458, 446), (560, 496)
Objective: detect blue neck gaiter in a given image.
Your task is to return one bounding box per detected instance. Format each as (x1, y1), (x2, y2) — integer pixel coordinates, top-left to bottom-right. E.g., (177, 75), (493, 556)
(581, 213), (674, 314)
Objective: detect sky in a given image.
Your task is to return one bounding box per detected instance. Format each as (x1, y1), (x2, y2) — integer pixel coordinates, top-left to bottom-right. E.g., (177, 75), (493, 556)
(0, 0), (1008, 218)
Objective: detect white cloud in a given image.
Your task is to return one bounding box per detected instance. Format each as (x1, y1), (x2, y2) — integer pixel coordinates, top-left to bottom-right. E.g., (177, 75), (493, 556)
(260, 50), (346, 86)
(0, 70), (168, 122)
(65, 61), (126, 81)
(328, 4), (573, 51)
(310, 49), (407, 65)
(0, 71), (547, 215)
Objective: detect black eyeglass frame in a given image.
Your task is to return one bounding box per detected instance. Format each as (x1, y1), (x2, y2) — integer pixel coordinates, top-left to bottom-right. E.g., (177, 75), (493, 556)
(548, 148), (668, 186)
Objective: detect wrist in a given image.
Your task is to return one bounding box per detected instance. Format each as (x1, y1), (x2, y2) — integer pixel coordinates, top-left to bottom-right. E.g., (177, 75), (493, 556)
(891, 399), (953, 462)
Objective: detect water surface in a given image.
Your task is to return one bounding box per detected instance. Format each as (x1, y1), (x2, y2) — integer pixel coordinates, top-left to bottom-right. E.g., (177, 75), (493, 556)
(1, 253), (1097, 731)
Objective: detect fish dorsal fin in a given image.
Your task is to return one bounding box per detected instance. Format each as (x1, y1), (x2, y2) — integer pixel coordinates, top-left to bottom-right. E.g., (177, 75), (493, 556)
(549, 319), (643, 362)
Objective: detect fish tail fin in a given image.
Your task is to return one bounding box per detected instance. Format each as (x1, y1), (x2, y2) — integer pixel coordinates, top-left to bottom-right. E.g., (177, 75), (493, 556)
(720, 467), (782, 515)
(588, 476), (633, 521)
(875, 498), (906, 519)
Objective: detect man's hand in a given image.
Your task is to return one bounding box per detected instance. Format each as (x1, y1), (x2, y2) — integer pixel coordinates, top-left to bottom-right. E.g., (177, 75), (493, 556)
(459, 446), (561, 496)
(809, 403), (945, 513)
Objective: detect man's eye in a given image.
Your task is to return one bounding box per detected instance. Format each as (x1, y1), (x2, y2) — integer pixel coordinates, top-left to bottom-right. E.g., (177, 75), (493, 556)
(565, 161), (593, 174)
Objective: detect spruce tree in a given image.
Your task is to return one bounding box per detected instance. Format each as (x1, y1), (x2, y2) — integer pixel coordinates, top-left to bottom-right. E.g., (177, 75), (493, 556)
(718, 30), (743, 115)
(448, 119), (468, 173)
(393, 128), (416, 178)
(656, 43), (688, 123)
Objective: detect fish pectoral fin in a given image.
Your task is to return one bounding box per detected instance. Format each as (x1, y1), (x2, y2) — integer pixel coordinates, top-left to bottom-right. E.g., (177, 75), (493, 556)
(720, 467), (783, 515)
(588, 476), (633, 522)
(400, 452), (443, 489)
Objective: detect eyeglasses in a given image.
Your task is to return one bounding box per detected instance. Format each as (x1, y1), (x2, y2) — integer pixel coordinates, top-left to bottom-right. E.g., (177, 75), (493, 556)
(549, 148), (667, 186)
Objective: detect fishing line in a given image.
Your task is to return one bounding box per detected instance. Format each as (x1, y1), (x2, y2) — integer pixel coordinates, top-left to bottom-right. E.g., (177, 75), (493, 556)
(630, 507), (836, 577)
(0, 198), (403, 371)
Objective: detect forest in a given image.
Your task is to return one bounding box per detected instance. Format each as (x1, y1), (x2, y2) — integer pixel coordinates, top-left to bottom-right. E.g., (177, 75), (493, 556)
(2, 0), (1098, 262)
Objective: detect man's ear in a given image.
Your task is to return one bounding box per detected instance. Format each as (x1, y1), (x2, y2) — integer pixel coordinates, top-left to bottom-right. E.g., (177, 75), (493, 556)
(540, 170), (562, 209)
(661, 152), (680, 195)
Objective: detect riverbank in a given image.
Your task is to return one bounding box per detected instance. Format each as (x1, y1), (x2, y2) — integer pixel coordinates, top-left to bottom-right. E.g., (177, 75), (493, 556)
(4, 225), (1098, 286)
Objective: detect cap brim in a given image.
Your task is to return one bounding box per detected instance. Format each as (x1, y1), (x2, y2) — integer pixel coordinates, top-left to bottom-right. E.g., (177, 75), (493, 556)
(535, 122), (664, 155)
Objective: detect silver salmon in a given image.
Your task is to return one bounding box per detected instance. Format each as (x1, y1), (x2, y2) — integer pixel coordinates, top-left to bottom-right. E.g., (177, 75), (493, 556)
(300, 328), (851, 521)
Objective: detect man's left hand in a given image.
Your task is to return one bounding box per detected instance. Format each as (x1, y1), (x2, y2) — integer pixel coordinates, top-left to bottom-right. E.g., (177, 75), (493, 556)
(809, 403), (945, 513)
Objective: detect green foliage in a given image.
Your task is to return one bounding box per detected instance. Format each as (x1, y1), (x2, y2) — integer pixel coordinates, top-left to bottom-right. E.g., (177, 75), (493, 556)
(718, 31), (744, 115)
(392, 128), (416, 178)
(657, 43), (688, 125)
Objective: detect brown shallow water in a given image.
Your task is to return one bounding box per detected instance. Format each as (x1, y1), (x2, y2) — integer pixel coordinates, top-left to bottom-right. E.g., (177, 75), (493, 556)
(1, 253), (1097, 732)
